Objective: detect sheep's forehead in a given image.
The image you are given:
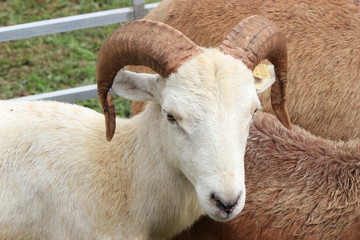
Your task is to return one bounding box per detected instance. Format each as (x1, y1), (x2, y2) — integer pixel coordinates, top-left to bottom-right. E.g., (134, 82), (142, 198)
(164, 49), (258, 115)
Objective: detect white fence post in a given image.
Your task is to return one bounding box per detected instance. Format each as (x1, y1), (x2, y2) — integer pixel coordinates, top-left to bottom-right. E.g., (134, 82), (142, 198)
(132, 0), (147, 20)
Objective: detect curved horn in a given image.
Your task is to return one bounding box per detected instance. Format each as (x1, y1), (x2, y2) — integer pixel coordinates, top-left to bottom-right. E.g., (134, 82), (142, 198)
(219, 15), (292, 130)
(97, 19), (201, 141)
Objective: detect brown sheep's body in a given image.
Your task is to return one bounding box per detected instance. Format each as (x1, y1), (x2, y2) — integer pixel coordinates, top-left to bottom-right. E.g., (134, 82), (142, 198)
(173, 112), (360, 240)
(131, 0), (360, 141)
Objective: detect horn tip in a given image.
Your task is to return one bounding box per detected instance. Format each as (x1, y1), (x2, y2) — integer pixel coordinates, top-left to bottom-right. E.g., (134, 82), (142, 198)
(284, 121), (292, 130)
(106, 132), (114, 142)
(272, 102), (292, 130)
(105, 116), (116, 142)
(278, 114), (292, 130)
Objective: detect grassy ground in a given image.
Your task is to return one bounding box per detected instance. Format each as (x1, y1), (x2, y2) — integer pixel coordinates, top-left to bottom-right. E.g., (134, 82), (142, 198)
(0, 0), (159, 117)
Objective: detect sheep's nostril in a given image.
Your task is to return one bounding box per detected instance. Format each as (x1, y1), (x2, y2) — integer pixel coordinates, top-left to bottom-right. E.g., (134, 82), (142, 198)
(211, 193), (241, 214)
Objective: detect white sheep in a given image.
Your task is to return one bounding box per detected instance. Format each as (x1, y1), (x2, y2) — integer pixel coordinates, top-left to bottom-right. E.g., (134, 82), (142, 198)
(0, 17), (291, 239)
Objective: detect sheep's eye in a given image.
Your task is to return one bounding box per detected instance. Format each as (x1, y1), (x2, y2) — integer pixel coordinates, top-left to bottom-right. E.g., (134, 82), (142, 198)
(166, 113), (177, 124)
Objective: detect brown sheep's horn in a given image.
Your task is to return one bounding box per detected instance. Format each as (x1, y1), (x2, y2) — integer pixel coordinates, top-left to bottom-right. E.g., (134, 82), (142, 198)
(219, 15), (292, 130)
(97, 19), (201, 141)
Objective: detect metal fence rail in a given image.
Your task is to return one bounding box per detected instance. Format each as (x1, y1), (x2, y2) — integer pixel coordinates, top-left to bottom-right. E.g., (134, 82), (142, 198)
(1, 0), (160, 102)
(0, 2), (159, 43)
(12, 84), (98, 102)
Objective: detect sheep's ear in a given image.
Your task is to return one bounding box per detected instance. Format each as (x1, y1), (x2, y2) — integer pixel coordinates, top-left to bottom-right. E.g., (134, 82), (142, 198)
(254, 64), (276, 94)
(112, 70), (162, 101)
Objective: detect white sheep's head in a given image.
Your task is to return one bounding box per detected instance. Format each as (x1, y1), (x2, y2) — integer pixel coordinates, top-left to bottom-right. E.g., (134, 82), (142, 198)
(97, 16), (292, 221)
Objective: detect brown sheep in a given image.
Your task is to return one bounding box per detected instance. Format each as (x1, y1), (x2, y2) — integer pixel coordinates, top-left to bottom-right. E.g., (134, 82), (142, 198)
(172, 111), (360, 240)
(130, 0), (360, 141)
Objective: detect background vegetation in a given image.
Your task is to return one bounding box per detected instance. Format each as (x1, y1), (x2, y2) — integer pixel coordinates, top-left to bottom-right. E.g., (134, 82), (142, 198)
(0, 0), (159, 117)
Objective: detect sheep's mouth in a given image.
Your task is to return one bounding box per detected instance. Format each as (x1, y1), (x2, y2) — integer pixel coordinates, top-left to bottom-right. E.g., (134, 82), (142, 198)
(204, 198), (245, 222)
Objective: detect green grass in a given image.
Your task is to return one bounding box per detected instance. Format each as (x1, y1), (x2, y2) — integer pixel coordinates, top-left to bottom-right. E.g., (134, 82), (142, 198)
(0, 0), (160, 117)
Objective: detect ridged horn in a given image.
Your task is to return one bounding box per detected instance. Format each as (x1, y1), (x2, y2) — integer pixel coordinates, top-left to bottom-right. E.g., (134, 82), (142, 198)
(219, 15), (292, 130)
(97, 19), (201, 141)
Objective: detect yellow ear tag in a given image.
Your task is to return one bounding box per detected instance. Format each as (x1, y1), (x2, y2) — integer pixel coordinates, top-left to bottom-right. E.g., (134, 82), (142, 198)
(253, 64), (272, 91)
(253, 64), (271, 79)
